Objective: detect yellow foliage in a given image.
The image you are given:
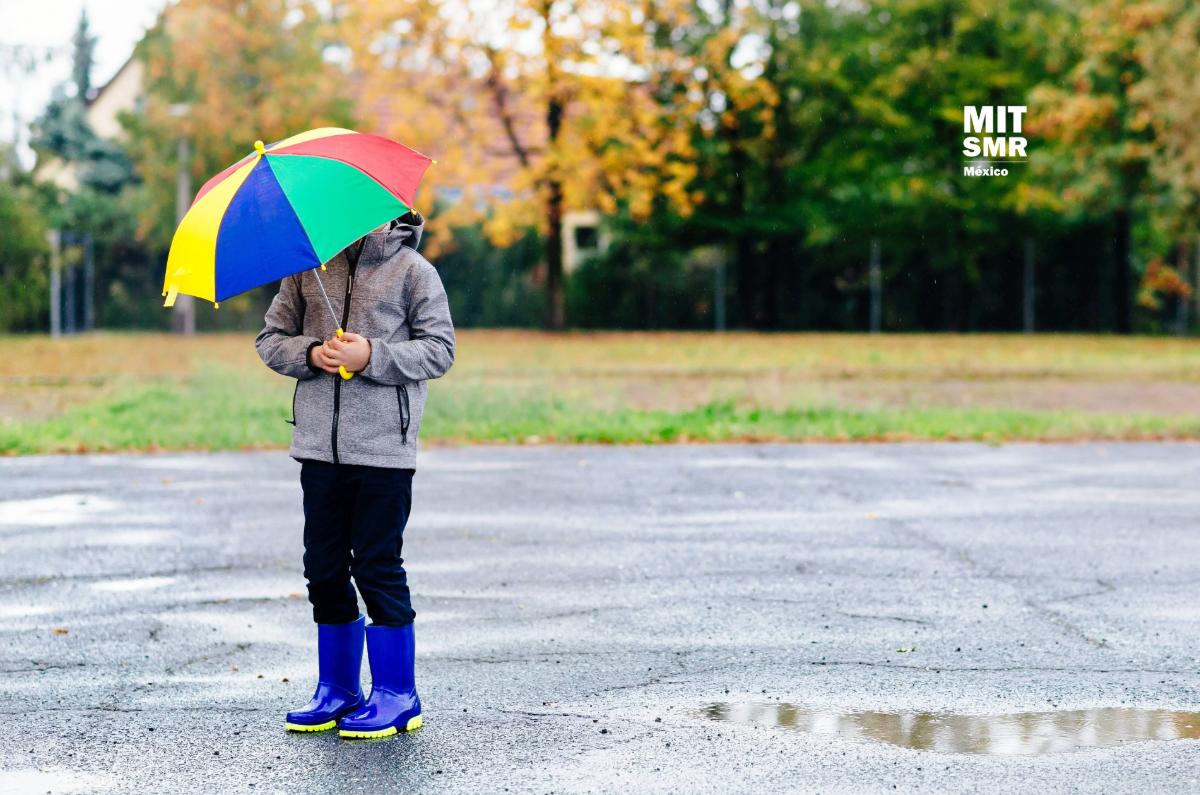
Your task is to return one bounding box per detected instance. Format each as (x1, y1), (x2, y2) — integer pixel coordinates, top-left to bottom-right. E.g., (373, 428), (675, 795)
(340, 0), (744, 249)
(129, 0), (354, 246)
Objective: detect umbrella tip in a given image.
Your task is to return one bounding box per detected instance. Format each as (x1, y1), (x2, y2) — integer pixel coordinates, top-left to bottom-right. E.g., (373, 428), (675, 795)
(254, 140), (265, 155)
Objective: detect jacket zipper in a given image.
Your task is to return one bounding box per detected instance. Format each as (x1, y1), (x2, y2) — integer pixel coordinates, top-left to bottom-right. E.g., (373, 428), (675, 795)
(330, 258), (357, 464)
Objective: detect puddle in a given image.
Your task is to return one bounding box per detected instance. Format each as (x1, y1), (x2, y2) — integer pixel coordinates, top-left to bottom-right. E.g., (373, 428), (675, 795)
(0, 494), (119, 526)
(702, 702), (1200, 755)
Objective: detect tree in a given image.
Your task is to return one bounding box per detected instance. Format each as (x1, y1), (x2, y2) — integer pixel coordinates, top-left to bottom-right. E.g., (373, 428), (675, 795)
(72, 7), (97, 101)
(126, 0), (356, 250)
(344, 0), (698, 329)
(0, 161), (50, 332)
(29, 7), (132, 194)
(828, 0), (1079, 331)
(1032, 0), (1167, 333)
(1133, 0), (1200, 327)
(683, 0), (864, 329)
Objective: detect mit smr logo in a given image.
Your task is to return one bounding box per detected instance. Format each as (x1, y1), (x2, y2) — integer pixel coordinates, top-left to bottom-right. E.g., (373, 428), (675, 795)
(962, 105), (1027, 159)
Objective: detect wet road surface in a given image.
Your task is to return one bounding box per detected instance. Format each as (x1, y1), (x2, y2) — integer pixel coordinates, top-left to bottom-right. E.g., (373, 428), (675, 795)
(2, 444), (1199, 793)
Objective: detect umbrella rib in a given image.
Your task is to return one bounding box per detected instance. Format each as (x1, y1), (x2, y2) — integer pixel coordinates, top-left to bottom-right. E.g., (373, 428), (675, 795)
(311, 267), (343, 332)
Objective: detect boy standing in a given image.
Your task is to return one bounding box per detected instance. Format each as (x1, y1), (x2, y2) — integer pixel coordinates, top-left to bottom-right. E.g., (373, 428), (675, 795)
(255, 211), (454, 738)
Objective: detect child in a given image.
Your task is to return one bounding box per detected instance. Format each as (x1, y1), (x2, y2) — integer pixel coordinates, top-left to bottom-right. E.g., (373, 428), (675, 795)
(255, 210), (455, 739)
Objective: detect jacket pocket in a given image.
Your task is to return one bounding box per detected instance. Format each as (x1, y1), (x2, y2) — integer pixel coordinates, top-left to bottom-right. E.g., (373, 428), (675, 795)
(395, 384), (410, 444)
(286, 380), (299, 426)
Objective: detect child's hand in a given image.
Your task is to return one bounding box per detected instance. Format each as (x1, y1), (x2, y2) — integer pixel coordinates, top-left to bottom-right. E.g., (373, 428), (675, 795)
(323, 332), (372, 373)
(309, 343), (342, 374)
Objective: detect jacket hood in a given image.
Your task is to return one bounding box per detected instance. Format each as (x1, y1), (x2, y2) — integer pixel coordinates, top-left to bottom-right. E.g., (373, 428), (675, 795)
(372, 212), (424, 257)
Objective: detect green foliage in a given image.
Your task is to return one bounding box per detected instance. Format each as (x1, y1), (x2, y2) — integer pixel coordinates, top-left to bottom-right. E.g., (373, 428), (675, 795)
(566, 241), (716, 330)
(29, 88), (134, 192)
(29, 7), (132, 195)
(434, 224), (544, 328)
(0, 179), (50, 332)
(56, 187), (170, 329)
(71, 7), (97, 100)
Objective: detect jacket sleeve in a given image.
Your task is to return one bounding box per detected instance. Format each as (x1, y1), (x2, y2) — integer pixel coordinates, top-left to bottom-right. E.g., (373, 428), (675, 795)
(361, 259), (456, 385)
(255, 274), (323, 380)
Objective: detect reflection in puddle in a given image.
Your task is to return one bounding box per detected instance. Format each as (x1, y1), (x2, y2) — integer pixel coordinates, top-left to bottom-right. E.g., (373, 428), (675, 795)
(702, 702), (1200, 755)
(0, 493), (119, 526)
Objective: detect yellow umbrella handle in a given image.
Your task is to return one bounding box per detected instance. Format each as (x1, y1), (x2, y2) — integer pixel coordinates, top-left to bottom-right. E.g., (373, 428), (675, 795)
(335, 328), (355, 380)
(310, 267), (354, 380)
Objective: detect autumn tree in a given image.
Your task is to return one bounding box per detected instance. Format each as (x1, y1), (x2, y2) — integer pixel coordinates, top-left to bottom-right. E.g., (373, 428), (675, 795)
(127, 0), (356, 249)
(1032, 0), (1168, 333)
(1133, 0), (1200, 324)
(343, 0), (698, 329)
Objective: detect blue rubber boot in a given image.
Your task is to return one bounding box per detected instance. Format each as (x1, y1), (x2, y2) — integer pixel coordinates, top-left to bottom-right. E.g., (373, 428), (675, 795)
(338, 624), (422, 739)
(285, 615), (366, 732)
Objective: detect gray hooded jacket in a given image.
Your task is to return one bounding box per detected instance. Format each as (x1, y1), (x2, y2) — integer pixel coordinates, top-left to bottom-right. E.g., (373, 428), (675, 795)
(255, 217), (455, 469)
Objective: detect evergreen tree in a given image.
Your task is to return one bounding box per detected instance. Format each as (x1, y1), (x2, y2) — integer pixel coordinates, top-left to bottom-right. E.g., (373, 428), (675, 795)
(72, 7), (97, 101)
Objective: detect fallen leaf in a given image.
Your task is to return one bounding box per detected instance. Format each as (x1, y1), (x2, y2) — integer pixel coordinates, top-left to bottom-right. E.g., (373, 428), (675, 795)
(51, 628), (69, 635)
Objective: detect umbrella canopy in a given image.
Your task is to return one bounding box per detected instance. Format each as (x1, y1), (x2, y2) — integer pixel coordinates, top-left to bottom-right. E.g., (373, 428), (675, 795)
(163, 127), (433, 307)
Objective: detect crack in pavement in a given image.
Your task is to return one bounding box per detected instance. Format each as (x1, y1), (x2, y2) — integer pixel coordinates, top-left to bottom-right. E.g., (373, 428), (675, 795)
(163, 642), (252, 675)
(803, 659), (1191, 675)
(837, 611), (933, 625)
(1022, 579), (1118, 648)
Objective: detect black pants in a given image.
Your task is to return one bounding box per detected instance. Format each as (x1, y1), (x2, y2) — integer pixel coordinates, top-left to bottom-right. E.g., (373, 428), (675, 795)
(300, 460), (416, 627)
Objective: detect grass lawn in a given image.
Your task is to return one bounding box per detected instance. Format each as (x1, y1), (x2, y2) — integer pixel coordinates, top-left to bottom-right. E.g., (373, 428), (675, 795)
(4, 330), (1200, 453)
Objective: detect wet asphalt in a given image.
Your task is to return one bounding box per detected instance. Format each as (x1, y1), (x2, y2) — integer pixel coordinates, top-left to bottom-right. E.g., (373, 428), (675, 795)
(1, 443), (1199, 794)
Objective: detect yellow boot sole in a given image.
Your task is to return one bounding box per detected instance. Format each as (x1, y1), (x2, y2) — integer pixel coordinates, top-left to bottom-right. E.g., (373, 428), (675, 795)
(285, 719), (337, 732)
(340, 714), (423, 739)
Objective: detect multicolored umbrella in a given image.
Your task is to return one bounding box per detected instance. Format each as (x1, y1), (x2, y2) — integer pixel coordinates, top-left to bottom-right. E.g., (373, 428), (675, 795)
(163, 127), (433, 378)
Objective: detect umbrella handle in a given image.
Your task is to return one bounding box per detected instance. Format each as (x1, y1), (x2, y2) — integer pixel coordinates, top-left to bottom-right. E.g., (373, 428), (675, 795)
(335, 329), (355, 380)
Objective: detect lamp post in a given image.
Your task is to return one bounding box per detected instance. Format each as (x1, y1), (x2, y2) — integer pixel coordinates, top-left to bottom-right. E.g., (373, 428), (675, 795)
(48, 230), (61, 338)
(869, 239), (882, 334)
(169, 102), (195, 334)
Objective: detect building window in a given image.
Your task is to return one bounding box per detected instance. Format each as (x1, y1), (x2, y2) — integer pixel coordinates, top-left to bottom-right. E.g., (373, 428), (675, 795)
(574, 226), (598, 250)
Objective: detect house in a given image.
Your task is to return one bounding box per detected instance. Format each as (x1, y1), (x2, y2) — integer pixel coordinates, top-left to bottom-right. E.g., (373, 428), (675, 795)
(562, 210), (608, 273)
(34, 55), (144, 191)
